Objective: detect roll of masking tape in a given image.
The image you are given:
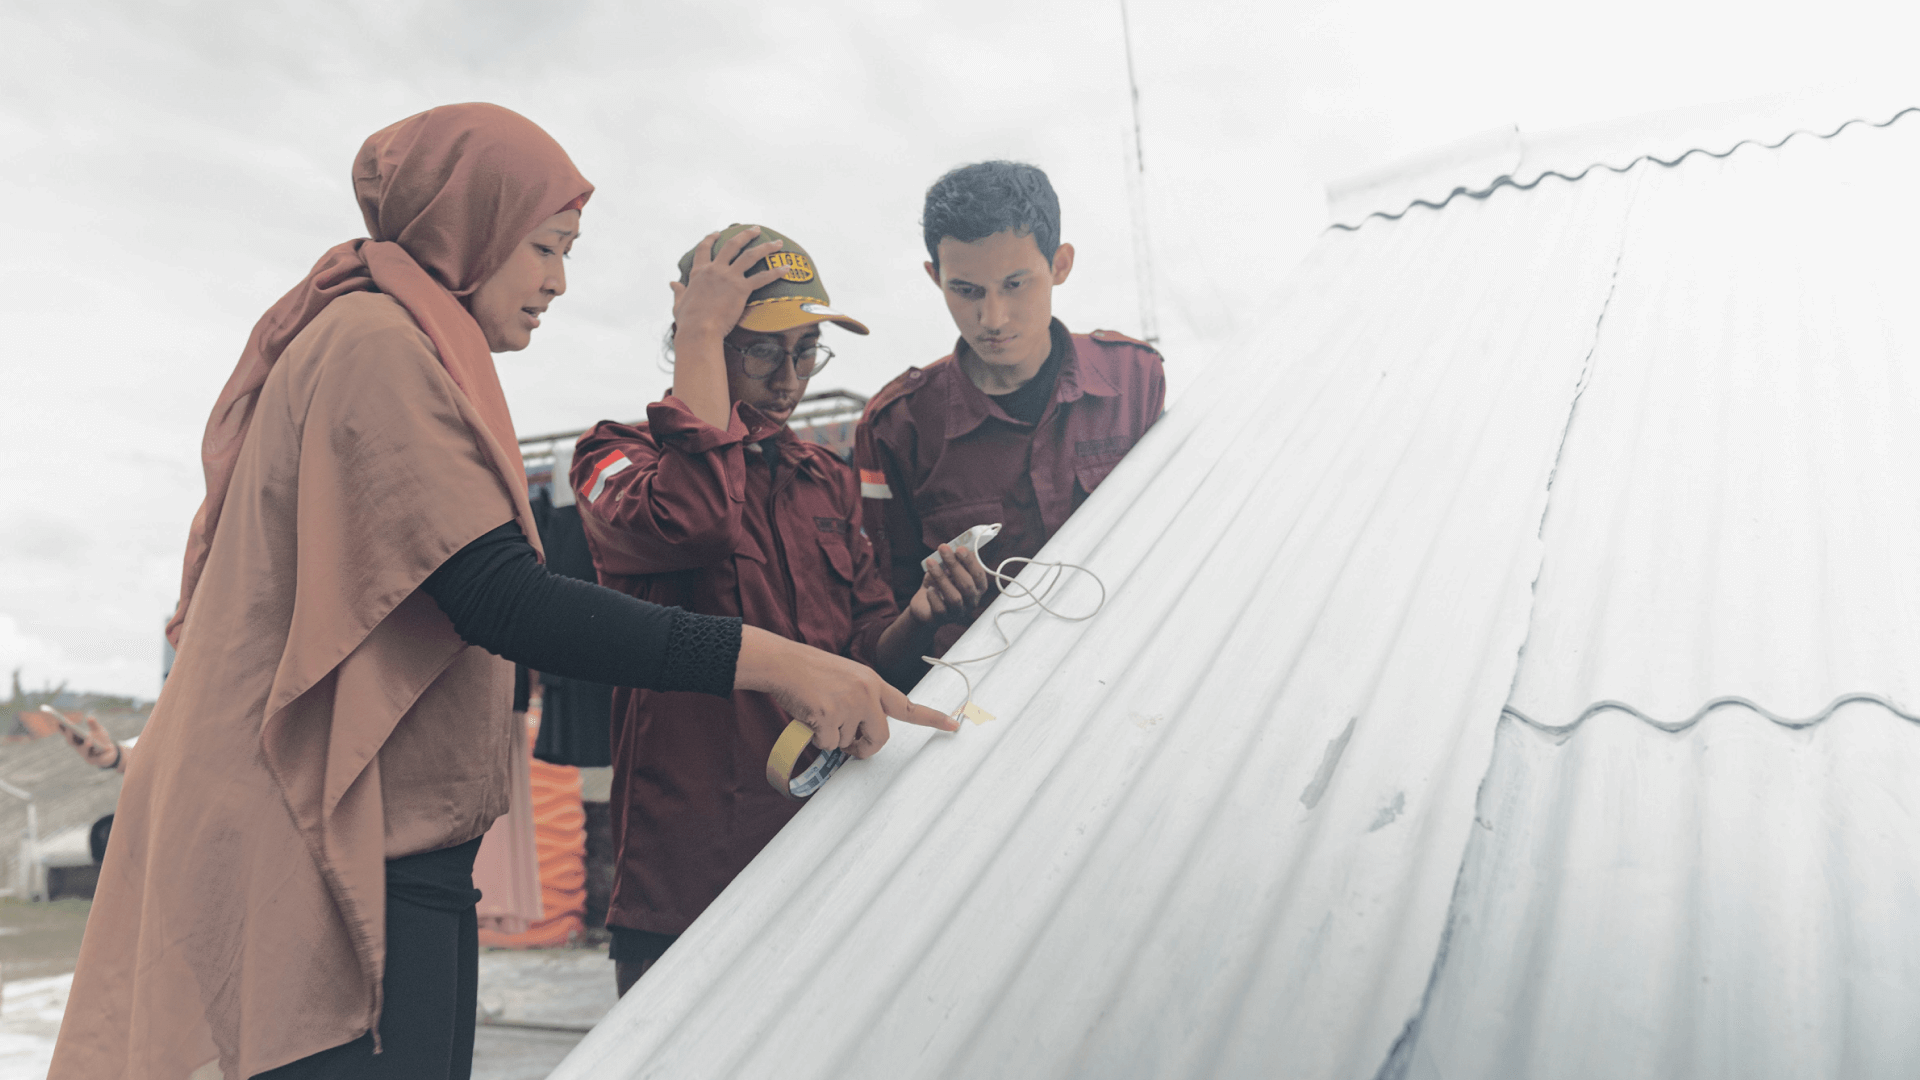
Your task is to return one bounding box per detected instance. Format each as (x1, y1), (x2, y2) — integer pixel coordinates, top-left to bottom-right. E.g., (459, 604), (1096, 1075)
(765, 719), (848, 799)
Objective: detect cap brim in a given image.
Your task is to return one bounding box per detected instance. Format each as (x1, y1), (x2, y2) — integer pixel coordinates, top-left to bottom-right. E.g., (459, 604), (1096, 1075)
(738, 297), (870, 336)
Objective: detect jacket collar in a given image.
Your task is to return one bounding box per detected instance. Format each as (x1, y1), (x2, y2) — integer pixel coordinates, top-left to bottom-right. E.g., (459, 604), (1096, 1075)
(944, 319), (1107, 438)
(738, 401), (793, 445)
(739, 406), (836, 478)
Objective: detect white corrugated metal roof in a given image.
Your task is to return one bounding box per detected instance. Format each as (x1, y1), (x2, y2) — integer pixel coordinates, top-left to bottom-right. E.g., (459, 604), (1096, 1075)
(1394, 101), (1920, 1080)
(555, 102), (1920, 1079)
(1401, 705), (1920, 1080)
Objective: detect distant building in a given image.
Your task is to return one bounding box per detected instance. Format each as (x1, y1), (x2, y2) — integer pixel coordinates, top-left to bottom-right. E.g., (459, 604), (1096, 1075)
(6, 709), (62, 743)
(0, 705), (145, 900)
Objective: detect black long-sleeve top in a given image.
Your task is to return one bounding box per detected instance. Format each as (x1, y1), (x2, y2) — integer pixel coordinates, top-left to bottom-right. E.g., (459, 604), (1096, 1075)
(421, 522), (739, 697)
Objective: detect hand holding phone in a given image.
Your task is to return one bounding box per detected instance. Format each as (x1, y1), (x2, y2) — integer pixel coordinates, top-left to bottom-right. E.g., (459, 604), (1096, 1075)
(923, 522), (1001, 572)
(46, 706), (118, 769)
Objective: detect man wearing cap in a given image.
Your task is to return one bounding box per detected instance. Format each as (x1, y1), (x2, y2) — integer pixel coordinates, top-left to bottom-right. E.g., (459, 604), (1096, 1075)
(857, 162), (1167, 665)
(571, 225), (990, 994)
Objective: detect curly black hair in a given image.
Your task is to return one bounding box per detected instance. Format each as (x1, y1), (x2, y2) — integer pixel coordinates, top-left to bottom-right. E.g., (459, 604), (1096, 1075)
(921, 161), (1060, 271)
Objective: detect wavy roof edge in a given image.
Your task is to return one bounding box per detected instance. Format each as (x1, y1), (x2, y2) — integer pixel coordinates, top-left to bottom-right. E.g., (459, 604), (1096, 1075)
(1326, 88), (1920, 230)
(1502, 692), (1920, 739)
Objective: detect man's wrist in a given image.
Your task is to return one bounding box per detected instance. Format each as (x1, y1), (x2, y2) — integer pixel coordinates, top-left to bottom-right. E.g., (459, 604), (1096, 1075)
(673, 321), (730, 352)
(903, 598), (933, 630)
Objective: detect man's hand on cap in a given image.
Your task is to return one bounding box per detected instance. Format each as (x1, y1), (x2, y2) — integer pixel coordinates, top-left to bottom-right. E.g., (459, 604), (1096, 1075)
(670, 226), (789, 341)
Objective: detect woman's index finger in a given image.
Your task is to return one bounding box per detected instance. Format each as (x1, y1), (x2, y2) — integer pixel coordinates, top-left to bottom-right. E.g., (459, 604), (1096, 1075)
(882, 682), (961, 732)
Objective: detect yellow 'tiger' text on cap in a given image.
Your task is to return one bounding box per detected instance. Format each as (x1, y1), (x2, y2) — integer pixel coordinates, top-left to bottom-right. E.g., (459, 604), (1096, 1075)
(766, 251), (815, 282)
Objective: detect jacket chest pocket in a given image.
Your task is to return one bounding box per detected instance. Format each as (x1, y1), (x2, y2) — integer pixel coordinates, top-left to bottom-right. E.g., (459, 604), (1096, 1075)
(1073, 455), (1124, 503)
(1070, 428), (1135, 502)
(793, 529), (858, 652)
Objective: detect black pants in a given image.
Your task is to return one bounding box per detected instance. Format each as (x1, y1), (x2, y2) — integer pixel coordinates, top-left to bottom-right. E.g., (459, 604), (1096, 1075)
(608, 925), (678, 997)
(256, 836), (484, 1080)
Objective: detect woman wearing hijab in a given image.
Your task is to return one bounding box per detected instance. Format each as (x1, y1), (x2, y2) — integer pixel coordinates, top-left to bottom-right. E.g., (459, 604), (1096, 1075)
(50, 103), (952, 1080)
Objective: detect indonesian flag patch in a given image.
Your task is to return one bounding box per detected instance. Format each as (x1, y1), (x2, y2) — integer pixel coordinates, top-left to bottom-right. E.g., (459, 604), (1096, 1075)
(859, 468), (892, 500)
(586, 451), (634, 504)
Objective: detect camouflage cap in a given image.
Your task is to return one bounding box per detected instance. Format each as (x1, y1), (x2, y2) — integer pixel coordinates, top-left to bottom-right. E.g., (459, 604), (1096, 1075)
(677, 224), (870, 335)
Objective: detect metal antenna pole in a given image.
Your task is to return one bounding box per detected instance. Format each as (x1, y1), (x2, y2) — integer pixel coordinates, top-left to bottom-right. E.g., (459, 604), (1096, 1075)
(1119, 0), (1160, 344)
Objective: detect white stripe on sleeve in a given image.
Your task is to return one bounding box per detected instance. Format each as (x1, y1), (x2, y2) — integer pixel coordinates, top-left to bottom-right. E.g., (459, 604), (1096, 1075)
(587, 455), (634, 503)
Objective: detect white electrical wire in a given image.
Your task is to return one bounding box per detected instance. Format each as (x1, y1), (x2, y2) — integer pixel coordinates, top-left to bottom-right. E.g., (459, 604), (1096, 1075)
(920, 555), (1107, 722)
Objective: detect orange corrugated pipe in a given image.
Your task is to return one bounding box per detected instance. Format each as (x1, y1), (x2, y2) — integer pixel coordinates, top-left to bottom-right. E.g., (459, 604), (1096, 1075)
(478, 703), (588, 949)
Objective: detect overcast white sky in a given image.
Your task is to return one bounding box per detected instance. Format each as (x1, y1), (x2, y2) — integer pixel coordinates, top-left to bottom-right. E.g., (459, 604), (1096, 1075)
(3, 0), (1916, 699)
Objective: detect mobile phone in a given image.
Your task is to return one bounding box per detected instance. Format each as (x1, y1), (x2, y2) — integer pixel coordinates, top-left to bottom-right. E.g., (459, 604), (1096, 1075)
(924, 522), (1002, 572)
(42, 706), (91, 743)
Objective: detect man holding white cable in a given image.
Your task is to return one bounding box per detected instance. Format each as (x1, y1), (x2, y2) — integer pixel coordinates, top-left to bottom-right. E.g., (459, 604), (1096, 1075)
(856, 161), (1167, 675)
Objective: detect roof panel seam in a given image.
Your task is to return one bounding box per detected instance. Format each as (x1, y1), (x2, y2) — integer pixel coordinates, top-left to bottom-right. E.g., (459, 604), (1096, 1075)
(1372, 178), (1641, 1080)
(1499, 175), (1639, 728)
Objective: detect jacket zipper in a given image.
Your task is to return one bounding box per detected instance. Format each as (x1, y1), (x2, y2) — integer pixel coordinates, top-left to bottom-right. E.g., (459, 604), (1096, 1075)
(764, 442), (802, 634)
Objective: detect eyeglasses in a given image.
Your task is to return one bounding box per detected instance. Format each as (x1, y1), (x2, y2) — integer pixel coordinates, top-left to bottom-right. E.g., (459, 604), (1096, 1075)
(725, 338), (834, 380)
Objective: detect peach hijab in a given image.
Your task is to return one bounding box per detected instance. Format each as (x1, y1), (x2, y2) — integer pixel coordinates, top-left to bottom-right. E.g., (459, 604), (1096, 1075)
(51, 104), (591, 1079)
(169, 102), (592, 643)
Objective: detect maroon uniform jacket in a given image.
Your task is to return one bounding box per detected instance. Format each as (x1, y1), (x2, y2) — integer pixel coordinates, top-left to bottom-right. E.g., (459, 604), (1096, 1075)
(856, 320), (1166, 655)
(572, 396), (898, 935)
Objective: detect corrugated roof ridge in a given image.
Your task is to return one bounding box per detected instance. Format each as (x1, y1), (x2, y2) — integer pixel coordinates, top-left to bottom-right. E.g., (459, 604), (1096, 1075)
(1332, 105), (1920, 233)
(1500, 691), (1920, 737)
